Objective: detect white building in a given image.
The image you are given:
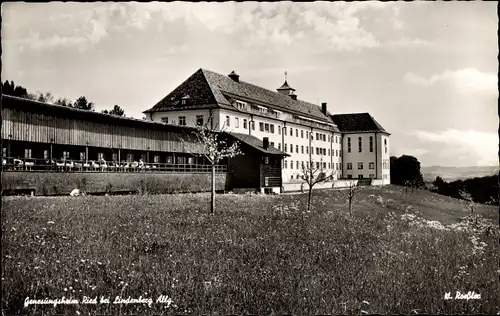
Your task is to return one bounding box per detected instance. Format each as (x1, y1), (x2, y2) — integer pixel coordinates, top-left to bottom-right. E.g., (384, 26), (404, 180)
(143, 69), (389, 185)
(331, 113), (391, 185)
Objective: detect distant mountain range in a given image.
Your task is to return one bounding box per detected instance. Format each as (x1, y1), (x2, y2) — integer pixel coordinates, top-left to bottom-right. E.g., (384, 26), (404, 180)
(421, 166), (499, 182)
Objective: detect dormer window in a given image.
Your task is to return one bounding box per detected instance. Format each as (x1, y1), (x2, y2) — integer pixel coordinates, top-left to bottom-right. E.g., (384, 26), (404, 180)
(235, 101), (247, 110)
(257, 106), (267, 113)
(181, 95), (190, 106)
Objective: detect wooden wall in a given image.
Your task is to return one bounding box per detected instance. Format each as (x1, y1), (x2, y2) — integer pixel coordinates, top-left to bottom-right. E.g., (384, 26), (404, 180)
(1, 104), (204, 153)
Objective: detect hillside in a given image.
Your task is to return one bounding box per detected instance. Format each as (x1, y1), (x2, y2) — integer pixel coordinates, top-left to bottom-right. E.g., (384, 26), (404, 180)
(2, 186), (498, 315)
(422, 165), (499, 181)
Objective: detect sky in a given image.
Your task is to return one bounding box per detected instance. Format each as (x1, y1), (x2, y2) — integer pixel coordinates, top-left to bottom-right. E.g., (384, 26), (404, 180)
(2, 1), (498, 167)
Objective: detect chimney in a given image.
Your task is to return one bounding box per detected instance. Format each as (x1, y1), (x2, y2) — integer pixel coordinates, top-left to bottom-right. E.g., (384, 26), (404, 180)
(321, 102), (327, 115)
(228, 70), (239, 83)
(263, 137), (269, 150)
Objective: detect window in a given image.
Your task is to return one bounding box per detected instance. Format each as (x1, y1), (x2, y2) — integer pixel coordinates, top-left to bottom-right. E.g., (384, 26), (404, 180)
(306, 147), (309, 154)
(285, 144), (287, 152)
(196, 115), (204, 126)
(384, 138), (388, 153)
(270, 142), (274, 148)
(243, 119), (247, 129)
(358, 162), (364, 170)
(2, 147), (6, 158)
(181, 99), (187, 105)
(112, 153), (118, 161)
(328, 149), (330, 156)
(301, 146), (304, 154)
(278, 126), (281, 135)
(328, 163), (331, 169)
(347, 163), (352, 170)
(301, 130), (304, 138)
(306, 131), (309, 139)
(358, 137), (362, 152)
(296, 145), (299, 153)
(161, 117), (168, 123)
(226, 116), (230, 127)
(290, 145), (293, 153)
(179, 116), (186, 126)
(63, 151), (70, 160)
(369, 174), (374, 179)
(278, 143), (281, 150)
(340, 150), (342, 157)
(264, 123), (269, 132)
(316, 133), (319, 140)
(259, 122), (264, 131)
(290, 127), (293, 136)
(358, 174), (364, 179)
(270, 124), (274, 134)
(316, 162), (320, 169)
(97, 152), (104, 160)
(290, 160), (293, 169)
(154, 155), (160, 163)
(311, 146), (314, 154)
(369, 162), (375, 169)
(177, 156), (186, 164)
(316, 148), (319, 155)
(296, 129), (298, 137)
(235, 117), (239, 128)
(336, 149), (338, 157)
(251, 121), (255, 130)
(24, 148), (32, 159)
(127, 153), (133, 162)
(265, 157), (269, 164)
(44, 150), (49, 160)
(347, 137), (351, 153)
(323, 162), (326, 168)
(284, 127), (287, 135)
(296, 161), (299, 169)
(347, 174), (352, 179)
(369, 136), (373, 152)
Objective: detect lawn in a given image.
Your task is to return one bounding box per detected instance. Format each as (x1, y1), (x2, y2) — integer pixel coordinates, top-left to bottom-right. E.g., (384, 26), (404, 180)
(2, 185), (499, 315)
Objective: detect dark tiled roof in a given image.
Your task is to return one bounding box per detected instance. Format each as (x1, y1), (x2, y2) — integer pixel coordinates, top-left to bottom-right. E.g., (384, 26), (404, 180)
(144, 68), (333, 125)
(228, 132), (289, 156)
(331, 113), (389, 134)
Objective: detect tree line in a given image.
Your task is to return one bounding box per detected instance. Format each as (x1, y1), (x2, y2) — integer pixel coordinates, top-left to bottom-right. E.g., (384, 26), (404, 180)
(2, 80), (125, 116)
(390, 153), (499, 205)
(432, 175), (499, 205)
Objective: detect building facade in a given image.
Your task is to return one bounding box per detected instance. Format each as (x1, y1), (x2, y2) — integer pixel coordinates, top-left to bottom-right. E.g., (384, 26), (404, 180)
(144, 68), (390, 184)
(332, 113), (391, 184)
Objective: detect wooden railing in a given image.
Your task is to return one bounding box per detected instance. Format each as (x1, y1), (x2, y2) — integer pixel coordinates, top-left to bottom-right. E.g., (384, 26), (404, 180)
(1, 157), (227, 173)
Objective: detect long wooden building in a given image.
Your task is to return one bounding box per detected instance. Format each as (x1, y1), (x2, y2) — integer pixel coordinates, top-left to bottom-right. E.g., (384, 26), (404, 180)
(1, 95), (287, 195)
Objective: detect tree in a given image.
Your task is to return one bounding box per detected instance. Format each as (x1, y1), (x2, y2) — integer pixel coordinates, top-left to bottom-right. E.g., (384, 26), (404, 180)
(338, 180), (364, 217)
(182, 118), (242, 214)
(300, 158), (336, 213)
(55, 97), (73, 107)
(35, 91), (55, 103)
(2, 80), (28, 98)
(390, 155), (425, 187)
(73, 96), (95, 111)
(459, 189), (476, 216)
(102, 104), (125, 116)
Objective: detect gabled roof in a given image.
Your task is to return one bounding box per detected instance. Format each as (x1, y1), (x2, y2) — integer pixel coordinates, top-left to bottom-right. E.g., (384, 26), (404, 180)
(331, 113), (390, 134)
(144, 68), (333, 125)
(228, 132), (289, 157)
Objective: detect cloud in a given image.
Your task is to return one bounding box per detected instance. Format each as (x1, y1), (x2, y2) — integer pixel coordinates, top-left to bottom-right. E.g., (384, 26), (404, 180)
(411, 129), (498, 166)
(387, 37), (431, 48)
(403, 68), (498, 94)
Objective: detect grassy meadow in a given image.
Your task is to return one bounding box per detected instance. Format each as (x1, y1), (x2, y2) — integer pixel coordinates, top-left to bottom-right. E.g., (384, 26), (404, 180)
(2, 185), (499, 315)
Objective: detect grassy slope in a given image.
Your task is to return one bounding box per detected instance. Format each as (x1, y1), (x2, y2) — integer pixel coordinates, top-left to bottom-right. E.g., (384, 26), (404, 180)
(2, 186), (498, 315)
